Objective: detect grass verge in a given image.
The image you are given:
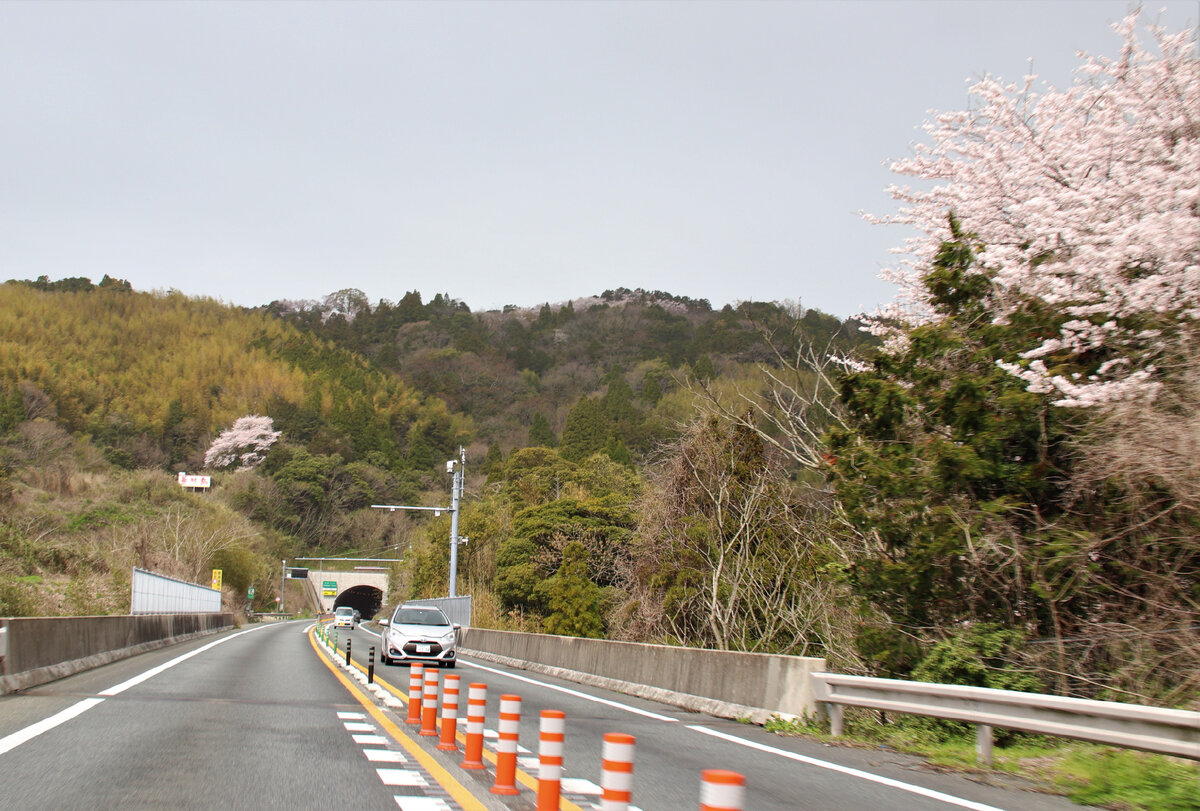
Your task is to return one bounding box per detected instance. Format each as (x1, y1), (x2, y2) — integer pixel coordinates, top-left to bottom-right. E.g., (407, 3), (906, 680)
(764, 713), (1200, 810)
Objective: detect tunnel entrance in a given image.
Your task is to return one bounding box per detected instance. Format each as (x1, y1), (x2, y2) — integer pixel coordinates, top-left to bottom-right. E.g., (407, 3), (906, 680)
(333, 585), (384, 620)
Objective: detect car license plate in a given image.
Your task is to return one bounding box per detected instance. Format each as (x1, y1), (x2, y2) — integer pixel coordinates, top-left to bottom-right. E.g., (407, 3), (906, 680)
(416, 644), (431, 654)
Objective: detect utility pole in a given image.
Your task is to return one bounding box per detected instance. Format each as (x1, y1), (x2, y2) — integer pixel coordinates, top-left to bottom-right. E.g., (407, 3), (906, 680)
(280, 559), (286, 614)
(371, 445), (467, 599)
(447, 447), (465, 598)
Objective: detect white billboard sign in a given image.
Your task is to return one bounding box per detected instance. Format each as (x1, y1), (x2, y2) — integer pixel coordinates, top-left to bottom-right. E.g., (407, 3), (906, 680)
(178, 472), (211, 489)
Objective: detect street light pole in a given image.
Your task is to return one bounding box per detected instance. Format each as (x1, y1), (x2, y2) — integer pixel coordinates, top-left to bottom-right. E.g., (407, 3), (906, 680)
(447, 447), (465, 598)
(371, 445), (467, 600)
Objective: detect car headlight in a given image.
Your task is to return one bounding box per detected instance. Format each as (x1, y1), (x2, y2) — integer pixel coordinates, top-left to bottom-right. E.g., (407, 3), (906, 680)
(442, 630), (456, 642)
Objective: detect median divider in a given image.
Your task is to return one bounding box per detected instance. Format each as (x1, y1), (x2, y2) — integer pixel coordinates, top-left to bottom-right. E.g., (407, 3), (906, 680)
(420, 666), (440, 736)
(438, 672), (460, 751)
(461, 682), (487, 770)
(490, 694), (522, 795)
(537, 709), (565, 811)
(406, 663), (425, 724)
(312, 623), (751, 809)
(700, 769), (746, 810)
(601, 732), (636, 809)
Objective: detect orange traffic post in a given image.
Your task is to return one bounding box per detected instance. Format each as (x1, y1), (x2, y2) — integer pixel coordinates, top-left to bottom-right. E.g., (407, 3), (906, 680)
(420, 666), (440, 736)
(438, 672), (461, 751)
(699, 769), (746, 811)
(536, 710), (566, 811)
(490, 694), (522, 796)
(460, 683), (487, 770)
(405, 663), (424, 725)
(600, 732), (635, 810)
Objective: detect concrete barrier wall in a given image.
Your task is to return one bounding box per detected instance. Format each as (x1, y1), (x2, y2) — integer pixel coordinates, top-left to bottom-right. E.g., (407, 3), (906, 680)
(0, 613), (235, 694)
(459, 627), (825, 722)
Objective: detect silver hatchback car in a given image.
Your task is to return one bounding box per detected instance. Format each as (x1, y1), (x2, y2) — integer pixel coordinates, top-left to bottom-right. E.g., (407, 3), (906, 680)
(378, 604), (458, 667)
(333, 606), (359, 628)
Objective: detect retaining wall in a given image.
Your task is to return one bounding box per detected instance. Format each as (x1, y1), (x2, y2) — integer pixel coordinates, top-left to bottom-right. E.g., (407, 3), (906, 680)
(0, 613), (235, 694)
(459, 627), (825, 722)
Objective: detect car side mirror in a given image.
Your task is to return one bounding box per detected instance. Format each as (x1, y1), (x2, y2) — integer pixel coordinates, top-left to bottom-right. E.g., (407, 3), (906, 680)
(453, 623), (461, 631)
(378, 619), (388, 627)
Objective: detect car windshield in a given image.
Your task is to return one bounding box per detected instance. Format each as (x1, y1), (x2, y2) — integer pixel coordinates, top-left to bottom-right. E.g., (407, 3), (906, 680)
(393, 607), (449, 626)
(335, 608), (353, 616)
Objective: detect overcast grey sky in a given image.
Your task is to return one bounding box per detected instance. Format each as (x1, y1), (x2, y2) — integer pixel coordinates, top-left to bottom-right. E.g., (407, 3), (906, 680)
(1, 1), (1195, 317)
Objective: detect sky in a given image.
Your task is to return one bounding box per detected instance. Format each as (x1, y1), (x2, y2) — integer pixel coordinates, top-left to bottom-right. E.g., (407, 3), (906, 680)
(1, 1), (1196, 319)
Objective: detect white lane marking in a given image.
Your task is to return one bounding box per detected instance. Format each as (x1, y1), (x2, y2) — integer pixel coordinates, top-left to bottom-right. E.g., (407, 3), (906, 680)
(0, 625), (272, 757)
(353, 734), (390, 745)
(0, 698), (104, 757)
(344, 722), (375, 732)
(338, 711), (367, 720)
(688, 725), (1008, 811)
(459, 658), (678, 722)
(377, 768), (428, 787)
(561, 778), (601, 795)
(364, 748), (408, 763)
(99, 624), (273, 696)
(394, 798), (451, 810)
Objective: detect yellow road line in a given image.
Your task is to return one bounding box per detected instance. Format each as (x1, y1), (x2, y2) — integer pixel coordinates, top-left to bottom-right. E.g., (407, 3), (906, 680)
(309, 628), (488, 811)
(317, 627), (585, 811)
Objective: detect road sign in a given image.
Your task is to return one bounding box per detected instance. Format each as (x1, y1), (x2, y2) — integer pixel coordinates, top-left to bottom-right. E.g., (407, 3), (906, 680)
(247, 586), (256, 599)
(322, 580), (337, 589)
(211, 569), (222, 590)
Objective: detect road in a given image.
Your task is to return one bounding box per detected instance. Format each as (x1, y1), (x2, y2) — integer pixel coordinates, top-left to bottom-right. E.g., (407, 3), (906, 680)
(0, 620), (1095, 810)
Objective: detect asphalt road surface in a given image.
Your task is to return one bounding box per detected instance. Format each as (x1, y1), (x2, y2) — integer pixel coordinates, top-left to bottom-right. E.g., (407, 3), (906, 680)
(0, 620), (1098, 810)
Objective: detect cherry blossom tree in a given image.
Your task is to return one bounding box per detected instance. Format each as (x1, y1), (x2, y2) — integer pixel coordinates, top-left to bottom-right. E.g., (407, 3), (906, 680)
(870, 10), (1199, 407)
(204, 415), (281, 470)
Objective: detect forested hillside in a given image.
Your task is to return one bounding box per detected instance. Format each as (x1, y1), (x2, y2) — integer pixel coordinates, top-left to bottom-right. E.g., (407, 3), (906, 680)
(263, 287), (865, 460)
(0, 277), (475, 616)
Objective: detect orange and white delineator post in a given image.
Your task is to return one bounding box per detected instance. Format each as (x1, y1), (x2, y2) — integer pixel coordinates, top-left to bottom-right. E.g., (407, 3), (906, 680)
(490, 694), (522, 796)
(405, 663), (425, 725)
(419, 665), (440, 736)
(536, 710), (566, 811)
(699, 769), (746, 811)
(460, 682), (487, 770)
(600, 732), (636, 810)
(437, 672), (461, 751)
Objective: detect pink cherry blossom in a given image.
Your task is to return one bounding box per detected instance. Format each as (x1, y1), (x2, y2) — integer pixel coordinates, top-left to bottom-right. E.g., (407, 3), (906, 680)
(204, 415), (281, 470)
(868, 11), (1199, 407)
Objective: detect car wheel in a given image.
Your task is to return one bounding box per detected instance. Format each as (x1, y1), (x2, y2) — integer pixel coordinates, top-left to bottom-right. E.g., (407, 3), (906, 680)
(446, 661), (456, 669)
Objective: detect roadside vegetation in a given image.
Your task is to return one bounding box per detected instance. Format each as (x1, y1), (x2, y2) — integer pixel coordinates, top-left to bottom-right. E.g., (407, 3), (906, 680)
(764, 712), (1199, 811)
(1, 11), (1196, 806)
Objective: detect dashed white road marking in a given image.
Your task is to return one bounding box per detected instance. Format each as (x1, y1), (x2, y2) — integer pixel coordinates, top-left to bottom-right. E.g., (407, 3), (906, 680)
(353, 733), (390, 745)
(688, 725), (1007, 811)
(377, 768), (429, 787)
(394, 798), (451, 810)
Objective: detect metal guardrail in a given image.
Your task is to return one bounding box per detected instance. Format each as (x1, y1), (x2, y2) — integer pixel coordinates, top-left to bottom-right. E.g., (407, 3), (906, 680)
(812, 672), (1200, 766)
(248, 613), (295, 622)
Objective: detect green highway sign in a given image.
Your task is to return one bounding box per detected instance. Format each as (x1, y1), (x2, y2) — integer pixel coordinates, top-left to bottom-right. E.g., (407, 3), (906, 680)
(323, 580), (337, 589)
(247, 586), (256, 599)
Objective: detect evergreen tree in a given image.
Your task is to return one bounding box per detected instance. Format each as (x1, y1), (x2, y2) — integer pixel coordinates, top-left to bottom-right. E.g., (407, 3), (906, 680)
(484, 442), (504, 483)
(539, 541), (605, 638)
(528, 413), (557, 448)
(640, 373), (663, 406)
(559, 398), (607, 463)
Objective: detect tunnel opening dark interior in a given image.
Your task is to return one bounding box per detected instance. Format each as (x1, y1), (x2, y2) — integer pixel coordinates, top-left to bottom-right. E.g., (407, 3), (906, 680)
(333, 585), (384, 620)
